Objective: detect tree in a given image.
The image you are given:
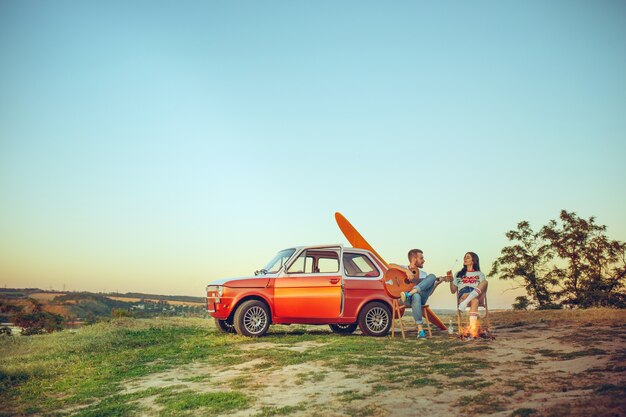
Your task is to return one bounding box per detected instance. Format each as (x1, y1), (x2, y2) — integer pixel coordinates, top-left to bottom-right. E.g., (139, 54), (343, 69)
(13, 311), (65, 334)
(27, 298), (43, 312)
(0, 297), (24, 314)
(541, 210), (626, 307)
(490, 221), (556, 308)
(512, 296), (530, 310)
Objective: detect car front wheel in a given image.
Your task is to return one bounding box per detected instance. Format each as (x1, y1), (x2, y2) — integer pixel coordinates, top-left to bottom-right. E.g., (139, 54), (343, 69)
(233, 300), (271, 337)
(329, 323), (358, 334)
(214, 317), (236, 333)
(358, 302), (391, 337)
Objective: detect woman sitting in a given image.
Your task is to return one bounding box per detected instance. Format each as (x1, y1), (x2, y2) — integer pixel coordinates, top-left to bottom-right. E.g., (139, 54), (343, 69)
(448, 251), (488, 334)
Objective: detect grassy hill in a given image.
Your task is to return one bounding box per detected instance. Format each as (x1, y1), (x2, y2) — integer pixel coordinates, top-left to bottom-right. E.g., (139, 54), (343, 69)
(1, 309), (625, 416)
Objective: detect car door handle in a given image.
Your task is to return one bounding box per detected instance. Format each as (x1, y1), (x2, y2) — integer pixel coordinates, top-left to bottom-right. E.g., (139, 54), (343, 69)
(329, 278), (340, 284)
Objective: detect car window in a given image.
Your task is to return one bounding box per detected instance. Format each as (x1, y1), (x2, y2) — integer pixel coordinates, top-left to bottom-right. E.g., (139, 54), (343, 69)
(343, 253), (380, 277)
(286, 250), (340, 274)
(317, 257), (339, 273)
(263, 248), (296, 273)
(287, 253), (314, 273)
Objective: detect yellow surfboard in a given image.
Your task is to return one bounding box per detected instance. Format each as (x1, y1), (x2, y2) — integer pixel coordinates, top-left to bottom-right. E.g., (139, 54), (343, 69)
(334, 212), (447, 331)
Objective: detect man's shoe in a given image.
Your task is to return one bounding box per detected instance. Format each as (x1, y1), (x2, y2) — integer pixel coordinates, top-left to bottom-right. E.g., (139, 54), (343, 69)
(400, 292), (407, 303)
(417, 330), (427, 339)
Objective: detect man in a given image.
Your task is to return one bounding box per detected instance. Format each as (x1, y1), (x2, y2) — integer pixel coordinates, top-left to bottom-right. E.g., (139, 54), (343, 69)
(389, 249), (442, 338)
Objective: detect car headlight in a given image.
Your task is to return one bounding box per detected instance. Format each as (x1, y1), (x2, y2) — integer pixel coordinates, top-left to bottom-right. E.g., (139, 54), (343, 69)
(206, 285), (224, 297)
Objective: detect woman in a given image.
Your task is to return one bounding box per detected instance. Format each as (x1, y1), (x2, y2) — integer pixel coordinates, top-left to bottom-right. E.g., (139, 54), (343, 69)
(447, 252), (488, 333)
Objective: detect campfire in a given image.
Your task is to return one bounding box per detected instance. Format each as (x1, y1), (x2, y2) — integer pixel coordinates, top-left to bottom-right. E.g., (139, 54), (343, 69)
(457, 321), (494, 340)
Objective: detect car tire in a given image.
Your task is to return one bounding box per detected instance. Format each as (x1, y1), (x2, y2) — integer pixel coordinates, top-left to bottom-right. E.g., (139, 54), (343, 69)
(358, 302), (392, 337)
(214, 317), (236, 333)
(233, 300), (271, 337)
(329, 323), (358, 334)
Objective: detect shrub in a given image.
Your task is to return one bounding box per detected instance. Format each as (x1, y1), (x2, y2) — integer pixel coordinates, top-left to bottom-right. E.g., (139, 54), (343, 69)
(512, 296), (530, 310)
(112, 309), (133, 318)
(13, 311), (65, 334)
(537, 303), (562, 310)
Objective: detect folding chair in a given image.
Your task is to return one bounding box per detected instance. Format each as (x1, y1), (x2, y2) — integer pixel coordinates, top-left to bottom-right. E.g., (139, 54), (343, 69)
(391, 298), (432, 339)
(422, 304), (433, 337)
(391, 298), (406, 339)
(456, 289), (490, 335)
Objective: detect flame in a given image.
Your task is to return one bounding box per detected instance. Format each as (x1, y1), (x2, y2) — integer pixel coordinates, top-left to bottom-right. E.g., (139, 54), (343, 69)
(469, 319), (479, 338)
(458, 320), (493, 340)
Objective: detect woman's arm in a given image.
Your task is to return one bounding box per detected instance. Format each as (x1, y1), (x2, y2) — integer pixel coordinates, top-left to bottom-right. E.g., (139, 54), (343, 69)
(447, 270), (458, 294)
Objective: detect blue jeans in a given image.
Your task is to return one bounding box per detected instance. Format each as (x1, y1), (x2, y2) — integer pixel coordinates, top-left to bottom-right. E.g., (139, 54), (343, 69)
(403, 274), (437, 324)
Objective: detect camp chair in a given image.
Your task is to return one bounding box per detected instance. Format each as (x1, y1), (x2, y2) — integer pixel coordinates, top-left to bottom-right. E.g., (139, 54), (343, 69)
(422, 304), (433, 337)
(391, 298), (405, 338)
(391, 297), (433, 339)
(456, 289), (490, 336)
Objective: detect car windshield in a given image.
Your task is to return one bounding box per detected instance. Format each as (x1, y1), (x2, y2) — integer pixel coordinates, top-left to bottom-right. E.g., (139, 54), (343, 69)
(260, 248), (296, 274)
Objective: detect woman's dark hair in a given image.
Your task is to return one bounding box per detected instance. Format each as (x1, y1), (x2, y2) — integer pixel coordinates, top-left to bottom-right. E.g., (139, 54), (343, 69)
(456, 252), (480, 277)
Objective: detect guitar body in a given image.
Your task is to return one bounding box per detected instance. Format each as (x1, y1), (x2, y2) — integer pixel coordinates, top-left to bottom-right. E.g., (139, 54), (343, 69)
(383, 268), (416, 298)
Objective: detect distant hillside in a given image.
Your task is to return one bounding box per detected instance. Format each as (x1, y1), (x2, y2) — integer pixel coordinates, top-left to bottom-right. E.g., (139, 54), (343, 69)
(109, 292), (205, 304)
(0, 288), (63, 299)
(0, 288), (204, 304)
(53, 292), (134, 318)
(0, 288), (207, 321)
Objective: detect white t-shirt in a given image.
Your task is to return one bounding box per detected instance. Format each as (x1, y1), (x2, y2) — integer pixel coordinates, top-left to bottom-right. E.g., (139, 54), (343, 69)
(406, 265), (428, 280)
(453, 270), (486, 291)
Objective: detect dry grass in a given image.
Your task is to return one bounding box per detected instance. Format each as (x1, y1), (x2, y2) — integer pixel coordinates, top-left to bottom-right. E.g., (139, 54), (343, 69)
(108, 296), (144, 303)
(2, 309), (625, 416)
(28, 292), (64, 301)
(490, 308), (626, 327)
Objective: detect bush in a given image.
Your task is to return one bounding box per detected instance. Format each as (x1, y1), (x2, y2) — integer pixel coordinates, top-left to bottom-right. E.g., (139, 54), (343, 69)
(512, 296), (530, 310)
(537, 303), (563, 310)
(13, 311), (65, 334)
(21, 327), (45, 336)
(112, 309), (133, 318)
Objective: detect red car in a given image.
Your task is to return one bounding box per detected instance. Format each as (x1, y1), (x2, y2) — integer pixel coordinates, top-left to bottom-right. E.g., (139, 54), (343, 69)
(206, 245), (396, 337)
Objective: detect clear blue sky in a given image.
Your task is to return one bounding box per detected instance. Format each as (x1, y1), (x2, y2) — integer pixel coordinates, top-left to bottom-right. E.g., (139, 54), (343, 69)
(1, 1), (625, 308)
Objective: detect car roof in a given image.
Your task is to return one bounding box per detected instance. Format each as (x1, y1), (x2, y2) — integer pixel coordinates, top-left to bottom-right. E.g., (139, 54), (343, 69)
(280, 245), (384, 267)
(284, 245), (373, 253)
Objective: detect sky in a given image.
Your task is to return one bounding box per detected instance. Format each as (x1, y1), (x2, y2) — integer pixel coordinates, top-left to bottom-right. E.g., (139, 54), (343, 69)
(1, 1), (625, 309)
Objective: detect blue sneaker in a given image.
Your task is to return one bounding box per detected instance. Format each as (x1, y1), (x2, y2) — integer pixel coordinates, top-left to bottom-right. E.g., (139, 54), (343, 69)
(417, 330), (427, 339)
(400, 292), (411, 303)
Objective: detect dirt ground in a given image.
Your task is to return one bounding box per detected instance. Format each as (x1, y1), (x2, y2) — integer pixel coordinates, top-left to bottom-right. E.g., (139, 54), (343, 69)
(120, 314), (626, 417)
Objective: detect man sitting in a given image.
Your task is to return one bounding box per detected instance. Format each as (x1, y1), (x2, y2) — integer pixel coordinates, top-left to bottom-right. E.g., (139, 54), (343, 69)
(389, 248), (443, 338)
